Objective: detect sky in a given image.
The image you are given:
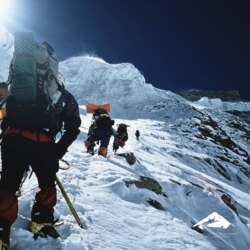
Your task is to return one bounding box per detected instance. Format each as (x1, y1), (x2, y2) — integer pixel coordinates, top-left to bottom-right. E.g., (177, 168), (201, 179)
(2, 0), (250, 100)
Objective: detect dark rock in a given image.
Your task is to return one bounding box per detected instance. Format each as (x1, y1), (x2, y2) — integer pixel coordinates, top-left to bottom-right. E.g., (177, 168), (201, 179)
(124, 176), (167, 197)
(179, 90), (246, 102)
(147, 198), (165, 210)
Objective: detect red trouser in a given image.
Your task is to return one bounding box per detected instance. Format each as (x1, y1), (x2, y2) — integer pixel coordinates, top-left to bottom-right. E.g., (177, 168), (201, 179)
(0, 187), (56, 225)
(0, 133), (58, 226)
(0, 189), (18, 224)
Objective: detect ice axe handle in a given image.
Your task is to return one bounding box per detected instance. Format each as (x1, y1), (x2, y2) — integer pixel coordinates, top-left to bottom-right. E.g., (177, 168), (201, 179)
(55, 175), (85, 228)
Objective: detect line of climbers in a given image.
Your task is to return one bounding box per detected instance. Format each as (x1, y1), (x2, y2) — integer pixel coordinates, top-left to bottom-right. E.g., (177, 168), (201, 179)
(84, 103), (134, 157)
(0, 32), (140, 249)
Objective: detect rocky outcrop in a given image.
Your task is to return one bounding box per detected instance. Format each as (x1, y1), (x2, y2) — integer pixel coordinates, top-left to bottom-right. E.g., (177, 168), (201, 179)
(179, 90), (246, 102)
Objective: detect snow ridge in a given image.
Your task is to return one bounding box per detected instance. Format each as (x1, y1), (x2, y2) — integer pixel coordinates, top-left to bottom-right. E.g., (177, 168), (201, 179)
(60, 55), (180, 109)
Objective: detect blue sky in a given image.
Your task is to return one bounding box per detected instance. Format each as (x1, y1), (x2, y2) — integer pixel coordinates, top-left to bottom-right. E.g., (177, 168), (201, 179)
(3, 0), (250, 100)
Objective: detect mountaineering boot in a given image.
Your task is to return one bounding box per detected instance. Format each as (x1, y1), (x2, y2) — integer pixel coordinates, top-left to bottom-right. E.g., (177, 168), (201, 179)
(31, 204), (60, 239)
(31, 204), (54, 224)
(0, 219), (10, 250)
(30, 222), (61, 240)
(99, 146), (107, 157)
(39, 224), (60, 238)
(31, 192), (60, 239)
(87, 142), (96, 155)
(85, 141), (95, 155)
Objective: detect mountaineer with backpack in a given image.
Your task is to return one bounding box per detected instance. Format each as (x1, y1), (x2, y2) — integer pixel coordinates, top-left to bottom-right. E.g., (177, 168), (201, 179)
(116, 123), (129, 148)
(85, 105), (116, 157)
(0, 32), (81, 249)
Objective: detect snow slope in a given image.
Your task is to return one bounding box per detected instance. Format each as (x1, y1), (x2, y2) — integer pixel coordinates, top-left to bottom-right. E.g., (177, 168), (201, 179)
(0, 27), (249, 250)
(9, 105), (250, 250)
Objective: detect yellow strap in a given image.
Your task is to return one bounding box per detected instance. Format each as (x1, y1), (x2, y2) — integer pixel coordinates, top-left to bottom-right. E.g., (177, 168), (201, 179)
(30, 221), (64, 236)
(0, 240), (9, 250)
(30, 222), (44, 236)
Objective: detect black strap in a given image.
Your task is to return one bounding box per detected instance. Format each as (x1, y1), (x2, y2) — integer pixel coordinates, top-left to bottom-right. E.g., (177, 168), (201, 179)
(0, 99), (6, 108)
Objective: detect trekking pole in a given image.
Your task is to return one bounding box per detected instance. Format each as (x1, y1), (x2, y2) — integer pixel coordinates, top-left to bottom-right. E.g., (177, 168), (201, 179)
(55, 175), (84, 228)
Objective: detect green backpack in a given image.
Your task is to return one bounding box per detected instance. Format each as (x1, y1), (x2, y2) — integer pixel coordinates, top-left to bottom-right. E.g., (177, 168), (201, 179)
(6, 32), (63, 129)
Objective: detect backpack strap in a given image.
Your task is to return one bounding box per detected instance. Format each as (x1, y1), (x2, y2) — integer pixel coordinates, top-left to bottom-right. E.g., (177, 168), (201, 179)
(0, 99), (6, 108)
(41, 41), (55, 56)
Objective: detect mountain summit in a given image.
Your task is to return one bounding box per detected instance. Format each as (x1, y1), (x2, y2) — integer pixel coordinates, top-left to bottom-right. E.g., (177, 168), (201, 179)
(60, 55), (182, 109)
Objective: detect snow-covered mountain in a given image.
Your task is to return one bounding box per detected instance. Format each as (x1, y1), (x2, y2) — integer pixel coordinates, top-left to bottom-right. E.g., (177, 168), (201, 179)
(180, 90), (250, 124)
(194, 97), (250, 112)
(60, 56), (190, 119)
(0, 27), (250, 250)
(59, 56), (185, 115)
(179, 90), (246, 102)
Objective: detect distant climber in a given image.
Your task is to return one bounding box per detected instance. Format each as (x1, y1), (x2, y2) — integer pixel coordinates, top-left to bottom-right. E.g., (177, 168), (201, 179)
(85, 104), (115, 157)
(116, 123), (129, 148)
(135, 130), (140, 141)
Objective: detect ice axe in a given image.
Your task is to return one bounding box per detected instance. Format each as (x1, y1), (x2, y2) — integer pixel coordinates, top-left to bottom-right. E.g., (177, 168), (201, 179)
(55, 175), (85, 229)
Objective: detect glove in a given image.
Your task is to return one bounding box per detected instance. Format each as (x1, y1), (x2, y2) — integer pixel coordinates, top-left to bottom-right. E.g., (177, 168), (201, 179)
(55, 144), (68, 159)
